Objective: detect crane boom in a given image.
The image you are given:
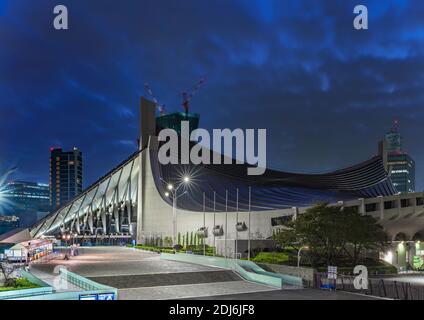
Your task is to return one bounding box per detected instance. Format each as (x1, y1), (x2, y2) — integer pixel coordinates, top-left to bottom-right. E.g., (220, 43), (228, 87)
(181, 78), (205, 113)
(144, 83), (166, 115)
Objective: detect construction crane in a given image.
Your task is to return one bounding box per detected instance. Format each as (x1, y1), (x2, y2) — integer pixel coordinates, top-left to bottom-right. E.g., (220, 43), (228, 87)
(181, 78), (205, 114)
(144, 83), (166, 115)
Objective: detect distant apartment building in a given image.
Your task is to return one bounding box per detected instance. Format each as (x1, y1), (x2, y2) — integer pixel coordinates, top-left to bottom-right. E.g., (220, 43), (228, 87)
(50, 147), (83, 208)
(379, 122), (415, 193)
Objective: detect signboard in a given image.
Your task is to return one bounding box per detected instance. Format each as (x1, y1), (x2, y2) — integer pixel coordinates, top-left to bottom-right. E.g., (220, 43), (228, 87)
(79, 294), (98, 301)
(98, 293), (115, 300)
(79, 293), (116, 301)
(328, 266), (338, 280)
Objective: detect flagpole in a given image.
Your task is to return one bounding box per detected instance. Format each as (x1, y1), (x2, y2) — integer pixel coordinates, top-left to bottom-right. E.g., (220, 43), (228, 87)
(203, 191), (206, 256)
(213, 191), (216, 256)
(235, 188), (239, 260)
(225, 189), (228, 259)
(248, 186), (251, 261)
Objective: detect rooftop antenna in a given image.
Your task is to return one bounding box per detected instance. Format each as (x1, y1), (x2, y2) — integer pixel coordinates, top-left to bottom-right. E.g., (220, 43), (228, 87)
(181, 78), (205, 114)
(393, 119), (399, 132)
(144, 83), (166, 116)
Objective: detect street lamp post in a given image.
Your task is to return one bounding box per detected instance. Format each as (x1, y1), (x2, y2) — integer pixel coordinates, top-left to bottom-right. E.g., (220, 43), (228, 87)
(163, 176), (190, 248)
(297, 246), (308, 268)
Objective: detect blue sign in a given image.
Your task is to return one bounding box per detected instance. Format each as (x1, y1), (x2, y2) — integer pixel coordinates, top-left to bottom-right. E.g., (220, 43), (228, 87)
(98, 293), (115, 300)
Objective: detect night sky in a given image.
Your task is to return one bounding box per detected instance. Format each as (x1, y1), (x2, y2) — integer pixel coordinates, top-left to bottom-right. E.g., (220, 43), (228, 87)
(0, 0), (423, 190)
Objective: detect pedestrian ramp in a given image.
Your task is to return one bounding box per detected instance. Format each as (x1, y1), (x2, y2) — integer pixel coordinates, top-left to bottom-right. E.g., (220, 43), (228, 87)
(88, 270), (241, 289)
(160, 253), (303, 289)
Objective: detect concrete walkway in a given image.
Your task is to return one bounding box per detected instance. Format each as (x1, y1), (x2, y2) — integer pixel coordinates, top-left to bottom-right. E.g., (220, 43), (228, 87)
(29, 267), (82, 293)
(118, 281), (277, 300)
(30, 247), (278, 299)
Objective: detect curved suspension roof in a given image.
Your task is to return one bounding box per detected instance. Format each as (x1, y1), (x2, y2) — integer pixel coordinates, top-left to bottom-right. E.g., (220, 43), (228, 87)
(152, 149), (397, 212)
(30, 146), (397, 237)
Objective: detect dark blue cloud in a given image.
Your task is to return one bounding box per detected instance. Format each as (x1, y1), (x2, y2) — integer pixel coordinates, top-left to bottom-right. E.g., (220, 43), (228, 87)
(0, 0), (423, 191)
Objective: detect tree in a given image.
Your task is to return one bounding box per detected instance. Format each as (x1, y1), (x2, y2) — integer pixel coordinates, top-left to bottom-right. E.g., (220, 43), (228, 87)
(0, 262), (20, 287)
(275, 203), (387, 267)
(343, 210), (388, 266)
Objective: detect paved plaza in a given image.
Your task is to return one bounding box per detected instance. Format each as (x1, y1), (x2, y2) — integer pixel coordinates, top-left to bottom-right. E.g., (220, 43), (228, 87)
(30, 247), (383, 300)
(30, 247), (278, 299)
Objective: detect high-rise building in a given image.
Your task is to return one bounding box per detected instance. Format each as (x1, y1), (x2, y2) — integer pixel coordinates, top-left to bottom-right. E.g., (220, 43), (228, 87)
(385, 124), (402, 153)
(387, 153), (415, 193)
(1, 181), (50, 227)
(50, 147), (83, 208)
(3, 181), (50, 212)
(0, 215), (19, 235)
(379, 122), (415, 193)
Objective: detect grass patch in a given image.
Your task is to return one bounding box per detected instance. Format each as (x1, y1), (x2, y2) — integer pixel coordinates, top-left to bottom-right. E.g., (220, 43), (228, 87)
(130, 244), (215, 256)
(0, 278), (41, 292)
(252, 252), (289, 265)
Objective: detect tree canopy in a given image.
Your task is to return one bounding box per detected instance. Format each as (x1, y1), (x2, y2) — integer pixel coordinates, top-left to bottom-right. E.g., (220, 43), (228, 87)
(275, 203), (387, 267)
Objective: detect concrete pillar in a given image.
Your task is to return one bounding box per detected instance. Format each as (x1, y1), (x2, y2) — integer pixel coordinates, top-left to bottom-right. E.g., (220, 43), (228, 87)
(140, 97), (157, 149)
(88, 210), (93, 234)
(102, 207), (107, 233)
(292, 207), (299, 220)
(413, 195), (417, 215)
(358, 198), (365, 215)
(378, 196), (384, 220)
(113, 205), (120, 233)
(136, 150), (145, 244)
(136, 97), (156, 244)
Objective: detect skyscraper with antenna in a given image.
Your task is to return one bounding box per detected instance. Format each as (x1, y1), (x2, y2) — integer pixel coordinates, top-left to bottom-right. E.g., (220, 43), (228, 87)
(379, 120), (415, 193)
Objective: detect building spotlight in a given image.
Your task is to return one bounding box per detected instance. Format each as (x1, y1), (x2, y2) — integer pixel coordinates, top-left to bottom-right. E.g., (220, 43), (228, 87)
(165, 192), (170, 197)
(183, 176), (190, 183)
(167, 184), (173, 190)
